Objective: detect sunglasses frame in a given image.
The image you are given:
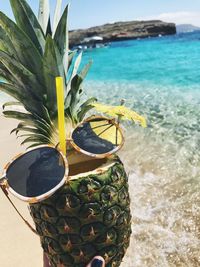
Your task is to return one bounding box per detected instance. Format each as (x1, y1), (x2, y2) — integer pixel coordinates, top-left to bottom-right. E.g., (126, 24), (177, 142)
(70, 115), (125, 159)
(0, 116), (124, 204)
(0, 144), (69, 204)
(0, 116), (125, 233)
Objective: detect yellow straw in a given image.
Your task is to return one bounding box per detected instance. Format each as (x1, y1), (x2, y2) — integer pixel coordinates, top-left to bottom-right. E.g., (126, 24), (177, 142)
(55, 77), (66, 156)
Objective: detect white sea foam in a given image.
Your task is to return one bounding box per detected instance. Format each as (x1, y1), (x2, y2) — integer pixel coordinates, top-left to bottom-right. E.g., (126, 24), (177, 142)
(120, 154), (200, 266)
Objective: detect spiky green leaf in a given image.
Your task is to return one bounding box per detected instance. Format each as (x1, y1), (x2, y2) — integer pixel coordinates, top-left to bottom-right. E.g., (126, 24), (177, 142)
(0, 83), (48, 122)
(2, 101), (22, 110)
(53, 0), (62, 35)
(38, 0), (50, 35)
(54, 4), (69, 74)
(21, 135), (49, 145)
(0, 83), (43, 115)
(16, 127), (44, 136)
(10, 0), (45, 54)
(10, 122), (49, 138)
(66, 51), (82, 95)
(3, 110), (35, 122)
(18, 133), (51, 142)
(66, 60), (92, 117)
(0, 82), (31, 104)
(11, 122), (32, 134)
(4, 110), (53, 140)
(79, 60), (92, 80)
(68, 74), (83, 117)
(70, 51), (82, 79)
(0, 62), (17, 84)
(0, 1), (94, 148)
(0, 50), (45, 99)
(0, 26), (19, 58)
(68, 50), (76, 71)
(43, 35), (65, 114)
(0, 11), (43, 82)
(77, 97), (97, 121)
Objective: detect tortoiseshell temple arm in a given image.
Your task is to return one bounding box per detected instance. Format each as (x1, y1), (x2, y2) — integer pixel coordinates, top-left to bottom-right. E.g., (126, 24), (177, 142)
(0, 176), (7, 185)
(0, 178), (37, 235)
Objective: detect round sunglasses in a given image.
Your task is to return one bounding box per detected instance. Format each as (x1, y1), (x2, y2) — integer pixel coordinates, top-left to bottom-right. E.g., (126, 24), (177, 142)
(0, 116), (124, 204)
(70, 116), (124, 158)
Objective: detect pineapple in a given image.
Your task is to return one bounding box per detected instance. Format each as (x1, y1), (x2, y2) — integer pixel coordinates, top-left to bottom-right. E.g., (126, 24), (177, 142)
(30, 158), (131, 267)
(0, 0), (132, 266)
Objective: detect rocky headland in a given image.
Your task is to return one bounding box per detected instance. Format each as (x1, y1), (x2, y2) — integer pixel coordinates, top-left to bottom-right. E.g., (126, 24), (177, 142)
(69, 20), (176, 47)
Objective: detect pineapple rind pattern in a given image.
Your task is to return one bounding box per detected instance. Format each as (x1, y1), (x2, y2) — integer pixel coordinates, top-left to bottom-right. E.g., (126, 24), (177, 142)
(30, 158), (132, 267)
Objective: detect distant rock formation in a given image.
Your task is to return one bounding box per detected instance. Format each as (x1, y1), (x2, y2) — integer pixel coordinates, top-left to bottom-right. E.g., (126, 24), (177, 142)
(176, 24), (200, 33)
(69, 20), (176, 47)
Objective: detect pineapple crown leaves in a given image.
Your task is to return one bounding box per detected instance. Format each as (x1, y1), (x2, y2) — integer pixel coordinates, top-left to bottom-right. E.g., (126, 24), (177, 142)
(0, 0), (96, 148)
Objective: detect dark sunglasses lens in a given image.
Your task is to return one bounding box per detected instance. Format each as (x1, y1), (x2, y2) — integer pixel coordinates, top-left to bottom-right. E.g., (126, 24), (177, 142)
(6, 147), (65, 198)
(72, 118), (123, 155)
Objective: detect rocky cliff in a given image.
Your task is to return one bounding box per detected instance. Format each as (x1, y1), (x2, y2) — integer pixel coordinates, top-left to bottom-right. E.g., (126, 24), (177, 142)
(69, 20), (176, 47)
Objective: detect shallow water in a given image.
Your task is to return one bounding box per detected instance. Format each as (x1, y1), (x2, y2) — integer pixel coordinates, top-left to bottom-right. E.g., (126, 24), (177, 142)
(84, 80), (200, 266)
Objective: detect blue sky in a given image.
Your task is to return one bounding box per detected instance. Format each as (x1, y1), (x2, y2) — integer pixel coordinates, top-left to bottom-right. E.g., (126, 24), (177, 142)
(1, 0), (200, 29)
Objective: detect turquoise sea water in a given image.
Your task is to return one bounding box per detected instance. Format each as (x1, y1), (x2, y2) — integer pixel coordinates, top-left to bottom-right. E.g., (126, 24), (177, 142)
(81, 32), (200, 267)
(82, 32), (200, 157)
(83, 32), (200, 86)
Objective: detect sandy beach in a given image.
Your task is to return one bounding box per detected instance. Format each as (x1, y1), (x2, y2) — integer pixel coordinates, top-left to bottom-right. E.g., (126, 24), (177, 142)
(0, 114), (43, 267)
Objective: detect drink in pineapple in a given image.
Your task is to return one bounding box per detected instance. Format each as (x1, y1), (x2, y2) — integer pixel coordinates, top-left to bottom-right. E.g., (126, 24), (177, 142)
(0, 0), (145, 266)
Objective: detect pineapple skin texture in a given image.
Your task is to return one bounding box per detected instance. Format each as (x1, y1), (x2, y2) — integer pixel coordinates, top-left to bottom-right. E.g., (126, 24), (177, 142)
(29, 158), (131, 267)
